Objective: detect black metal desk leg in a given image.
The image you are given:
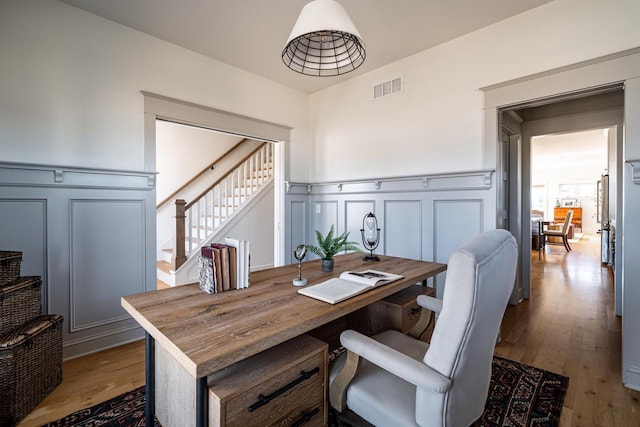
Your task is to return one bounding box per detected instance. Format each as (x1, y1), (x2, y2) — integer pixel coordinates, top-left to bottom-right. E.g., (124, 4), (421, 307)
(145, 332), (155, 427)
(196, 376), (208, 427)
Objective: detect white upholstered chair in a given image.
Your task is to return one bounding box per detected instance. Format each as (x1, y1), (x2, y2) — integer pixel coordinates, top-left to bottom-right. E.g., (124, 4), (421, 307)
(542, 209), (574, 252)
(329, 229), (518, 427)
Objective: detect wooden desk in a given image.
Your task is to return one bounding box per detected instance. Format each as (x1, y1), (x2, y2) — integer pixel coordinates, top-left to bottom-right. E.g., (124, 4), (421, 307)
(121, 253), (446, 427)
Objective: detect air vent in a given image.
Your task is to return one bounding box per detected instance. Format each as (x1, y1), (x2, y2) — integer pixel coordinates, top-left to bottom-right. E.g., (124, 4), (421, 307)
(373, 76), (403, 100)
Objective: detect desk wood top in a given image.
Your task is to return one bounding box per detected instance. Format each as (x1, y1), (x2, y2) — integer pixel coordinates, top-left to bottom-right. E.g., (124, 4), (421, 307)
(121, 253), (446, 379)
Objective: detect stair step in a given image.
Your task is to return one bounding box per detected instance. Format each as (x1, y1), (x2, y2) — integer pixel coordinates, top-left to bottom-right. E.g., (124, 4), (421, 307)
(157, 260), (172, 274)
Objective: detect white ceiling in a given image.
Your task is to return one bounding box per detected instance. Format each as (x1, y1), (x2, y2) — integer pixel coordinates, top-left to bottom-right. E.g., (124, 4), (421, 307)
(532, 129), (608, 171)
(58, 0), (552, 94)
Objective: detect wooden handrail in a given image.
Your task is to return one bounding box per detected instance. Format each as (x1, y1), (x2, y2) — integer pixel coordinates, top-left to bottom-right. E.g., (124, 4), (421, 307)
(156, 139), (247, 208)
(185, 142), (268, 210)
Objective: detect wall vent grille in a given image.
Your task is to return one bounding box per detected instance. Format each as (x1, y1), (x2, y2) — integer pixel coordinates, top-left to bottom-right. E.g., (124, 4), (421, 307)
(373, 76), (403, 99)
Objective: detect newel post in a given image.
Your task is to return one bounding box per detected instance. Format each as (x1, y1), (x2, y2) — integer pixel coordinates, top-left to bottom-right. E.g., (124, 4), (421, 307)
(172, 199), (187, 270)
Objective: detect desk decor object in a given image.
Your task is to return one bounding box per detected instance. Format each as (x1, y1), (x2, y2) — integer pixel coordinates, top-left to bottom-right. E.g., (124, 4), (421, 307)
(307, 225), (361, 272)
(198, 238), (250, 294)
(360, 212), (380, 261)
(293, 244), (308, 286)
(297, 270), (403, 304)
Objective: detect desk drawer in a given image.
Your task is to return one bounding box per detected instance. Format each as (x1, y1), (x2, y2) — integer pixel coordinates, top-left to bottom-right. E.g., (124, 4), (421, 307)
(209, 334), (327, 427)
(364, 285), (435, 336)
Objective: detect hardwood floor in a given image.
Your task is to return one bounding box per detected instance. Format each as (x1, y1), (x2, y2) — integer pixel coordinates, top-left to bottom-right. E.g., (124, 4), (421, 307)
(496, 233), (640, 426)
(19, 233), (640, 426)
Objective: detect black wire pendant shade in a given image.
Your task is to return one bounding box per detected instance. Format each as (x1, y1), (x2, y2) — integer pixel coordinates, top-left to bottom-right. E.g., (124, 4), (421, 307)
(282, 30), (366, 77)
(282, 0), (366, 77)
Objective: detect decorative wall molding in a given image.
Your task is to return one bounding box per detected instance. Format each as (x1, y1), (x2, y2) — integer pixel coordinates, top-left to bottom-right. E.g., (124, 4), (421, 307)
(69, 198), (147, 333)
(285, 169), (494, 195)
(0, 161), (156, 190)
(0, 198), (48, 310)
(0, 161), (157, 359)
(62, 324), (142, 348)
(627, 159), (640, 184)
(284, 170), (496, 298)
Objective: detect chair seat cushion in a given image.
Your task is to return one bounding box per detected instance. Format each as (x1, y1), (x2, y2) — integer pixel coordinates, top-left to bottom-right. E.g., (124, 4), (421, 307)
(330, 330), (429, 427)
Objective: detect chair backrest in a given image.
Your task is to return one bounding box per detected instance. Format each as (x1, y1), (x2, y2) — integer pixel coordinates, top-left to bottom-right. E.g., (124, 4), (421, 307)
(418, 229), (518, 427)
(562, 210), (574, 235)
(532, 209), (544, 218)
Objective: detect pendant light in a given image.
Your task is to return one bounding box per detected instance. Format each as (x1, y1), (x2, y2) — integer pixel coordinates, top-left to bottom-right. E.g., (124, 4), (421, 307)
(282, 0), (366, 77)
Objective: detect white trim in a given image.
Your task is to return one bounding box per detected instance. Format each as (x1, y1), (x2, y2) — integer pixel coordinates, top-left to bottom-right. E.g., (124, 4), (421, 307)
(141, 92), (289, 269)
(0, 161), (155, 190)
(285, 170), (494, 195)
(627, 159), (640, 184)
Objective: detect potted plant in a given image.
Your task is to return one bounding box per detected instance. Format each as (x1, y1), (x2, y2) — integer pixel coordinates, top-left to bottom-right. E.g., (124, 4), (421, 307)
(307, 225), (361, 272)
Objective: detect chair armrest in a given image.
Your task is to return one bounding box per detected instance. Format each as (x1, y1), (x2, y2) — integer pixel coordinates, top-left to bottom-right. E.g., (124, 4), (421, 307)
(416, 294), (442, 314)
(339, 330), (451, 393)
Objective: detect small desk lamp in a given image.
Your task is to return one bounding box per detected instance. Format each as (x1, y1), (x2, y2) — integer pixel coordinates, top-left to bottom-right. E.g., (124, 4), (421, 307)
(361, 212), (380, 261)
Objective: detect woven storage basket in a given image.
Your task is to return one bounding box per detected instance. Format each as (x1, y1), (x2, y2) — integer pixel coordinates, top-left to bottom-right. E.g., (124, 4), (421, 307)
(0, 314), (63, 427)
(0, 251), (21, 286)
(0, 277), (42, 336)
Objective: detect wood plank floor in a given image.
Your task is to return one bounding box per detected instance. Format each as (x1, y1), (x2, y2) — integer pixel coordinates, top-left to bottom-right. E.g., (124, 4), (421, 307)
(19, 233), (640, 426)
(496, 233), (640, 426)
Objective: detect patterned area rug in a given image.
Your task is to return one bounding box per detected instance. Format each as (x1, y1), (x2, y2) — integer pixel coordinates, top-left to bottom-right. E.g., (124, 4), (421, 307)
(480, 356), (568, 426)
(42, 387), (160, 427)
(45, 356), (568, 427)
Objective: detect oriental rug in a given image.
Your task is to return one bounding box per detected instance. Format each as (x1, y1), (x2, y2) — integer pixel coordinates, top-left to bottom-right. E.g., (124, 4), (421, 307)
(43, 356), (568, 427)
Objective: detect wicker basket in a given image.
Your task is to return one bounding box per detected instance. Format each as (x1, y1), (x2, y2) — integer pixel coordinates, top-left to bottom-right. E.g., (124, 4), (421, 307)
(0, 314), (63, 427)
(0, 251), (21, 286)
(0, 277), (42, 336)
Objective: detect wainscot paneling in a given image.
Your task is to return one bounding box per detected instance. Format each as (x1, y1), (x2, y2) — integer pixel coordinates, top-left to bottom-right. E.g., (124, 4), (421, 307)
(0, 162), (156, 359)
(312, 200), (339, 237)
(345, 200), (375, 250)
(385, 200), (422, 260)
(0, 199), (48, 309)
(285, 170), (495, 297)
(70, 199), (146, 332)
(434, 199), (483, 264)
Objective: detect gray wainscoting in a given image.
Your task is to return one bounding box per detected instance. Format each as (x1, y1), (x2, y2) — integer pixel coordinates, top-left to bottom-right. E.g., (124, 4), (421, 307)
(0, 162), (156, 359)
(285, 171), (496, 298)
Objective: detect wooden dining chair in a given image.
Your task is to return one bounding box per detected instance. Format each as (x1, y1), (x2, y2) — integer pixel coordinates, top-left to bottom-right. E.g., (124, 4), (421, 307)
(542, 209), (574, 252)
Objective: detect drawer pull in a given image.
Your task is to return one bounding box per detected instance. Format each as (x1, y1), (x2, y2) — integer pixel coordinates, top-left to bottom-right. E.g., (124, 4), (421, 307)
(291, 407), (320, 427)
(248, 367), (320, 412)
(411, 307), (422, 315)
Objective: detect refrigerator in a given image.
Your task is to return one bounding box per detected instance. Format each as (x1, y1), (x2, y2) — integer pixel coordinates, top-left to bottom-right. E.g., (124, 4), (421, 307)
(598, 174), (611, 264)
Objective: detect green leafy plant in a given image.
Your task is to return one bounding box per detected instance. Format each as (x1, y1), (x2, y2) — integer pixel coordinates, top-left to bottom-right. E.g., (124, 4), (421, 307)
(307, 225), (361, 260)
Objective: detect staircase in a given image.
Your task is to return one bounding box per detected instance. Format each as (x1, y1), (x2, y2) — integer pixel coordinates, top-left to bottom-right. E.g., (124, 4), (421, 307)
(157, 143), (274, 286)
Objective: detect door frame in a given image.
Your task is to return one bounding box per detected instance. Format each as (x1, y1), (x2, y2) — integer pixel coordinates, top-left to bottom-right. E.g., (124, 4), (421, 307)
(141, 92), (291, 268)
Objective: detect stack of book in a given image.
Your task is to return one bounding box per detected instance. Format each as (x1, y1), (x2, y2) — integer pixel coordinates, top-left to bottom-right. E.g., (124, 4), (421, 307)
(198, 237), (250, 294)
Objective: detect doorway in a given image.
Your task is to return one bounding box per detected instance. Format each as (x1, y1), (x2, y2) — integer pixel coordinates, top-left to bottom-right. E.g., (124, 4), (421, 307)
(142, 92), (291, 270)
(498, 87), (624, 308)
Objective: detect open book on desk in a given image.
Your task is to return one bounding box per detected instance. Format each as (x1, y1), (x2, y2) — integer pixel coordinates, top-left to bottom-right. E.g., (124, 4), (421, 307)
(297, 270), (404, 304)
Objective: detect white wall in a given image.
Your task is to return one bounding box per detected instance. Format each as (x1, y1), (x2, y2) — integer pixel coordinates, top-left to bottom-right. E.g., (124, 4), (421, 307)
(308, 0), (640, 182)
(0, 0), (309, 178)
(156, 122), (243, 203)
(0, 0), (306, 357)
